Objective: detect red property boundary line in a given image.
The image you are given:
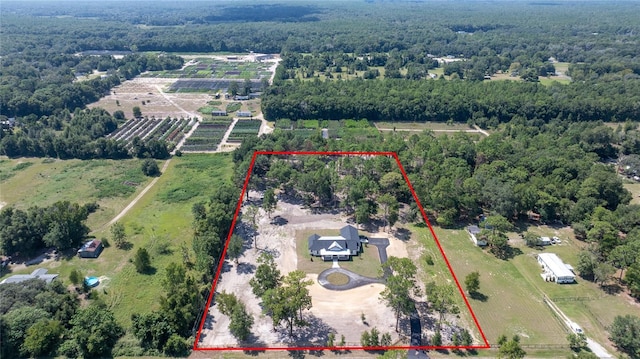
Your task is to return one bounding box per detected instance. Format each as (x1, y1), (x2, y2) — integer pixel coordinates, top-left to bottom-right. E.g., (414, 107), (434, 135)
(193, 150), (490, 351)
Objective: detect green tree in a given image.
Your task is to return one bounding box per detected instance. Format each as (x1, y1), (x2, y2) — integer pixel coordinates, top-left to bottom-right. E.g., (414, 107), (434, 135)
(593, 262), (616, 286)
(327, 332), (335, 347)
(249, 252), (282, 297)
(261, 270), (313, 337)
(361, 330), (371, 347)
(133, 247), (152, 273)
(110, 222), (127, 249)
(426, 282), (459, 329)
(244, 204), (259, 249)
(227, 234), (243, 264)
(132, 106), (142, 118)
(567, 332), (587, 352)
(69, 269), (82, 286)
(263, 189), (277, 218)
(609, 315), (640, 358)
(625, 262), (640, 299)
(163, 334), (190, 357)
(131, 311), (174, 351)
(2, 307), (49, 355)
(229, 303), (254, 341)
(379, 193), (399, 232)
(69, 304), (123, 358)
(577, 250), (598, 280)
(465, 271), (480, 295)
(380, 257), (420, 332)
(21, 319), (63, 358)
(498, 335), (526, 359)
(141, 158), (161, 176)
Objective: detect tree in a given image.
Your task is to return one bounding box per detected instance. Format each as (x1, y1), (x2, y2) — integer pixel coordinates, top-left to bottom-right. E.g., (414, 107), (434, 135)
(20, 319), (63, 358)
(425, 282), (459, 329)
(327, 332), (335, 347)
(227, 234), (243, 264)
(69, 269), (82, 286)
(131, 311), (174, 351)
(2, 307), (49, 355)
(216, 291), (240, 316)
(244, 204), (259, 249)
(379, 193), (399, 232)
(261, 270), (313, 337)
(69, 304), (123, 358)
(249, 252), (282, 297)
(229, 303), (254, 341)
(609, 315), (640, 358)
(593, 262), (615, 286)
(132, 106), (142, 118)
(567, 332), (587, 352)
(110, 222), (127, 249)
(228, 81), (239, 96)
(141, 158), (161, 176)
(380, 257), (420, 332)
(163, 334), (190, 357)
(498, 335), (526, 359)
(133, 247), (152, 273)
(577, 250), (598, 280)
(465, 271), (480, 295)
(263, 189), (277, 218)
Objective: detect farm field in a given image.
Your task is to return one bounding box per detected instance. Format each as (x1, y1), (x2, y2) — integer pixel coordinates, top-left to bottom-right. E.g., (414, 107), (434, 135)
(181, 119), (233, 152)
(227, 120), (261, 142)
(374, 121), (472, 131)
(107, 116), (194, 147)
(0, 157), (154, 230)
(274, 118), (379, 139)
(0, 154), (233, 326)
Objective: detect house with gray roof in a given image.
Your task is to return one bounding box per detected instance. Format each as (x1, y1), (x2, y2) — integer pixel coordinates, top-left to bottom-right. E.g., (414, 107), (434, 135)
(308, 225), (362, 261)
(0, 268), (58, 285)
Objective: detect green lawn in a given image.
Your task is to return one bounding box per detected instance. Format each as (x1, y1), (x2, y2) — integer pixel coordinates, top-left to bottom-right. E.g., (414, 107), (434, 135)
(1, 153), (233, 326)
(413, 225), (569, 346)
(414, 222), (635, 355)
(0, 157), (154, 230)
(374, 121), (472, 131)
(539, 77), (571, 86)
(295, 228), (382, 278)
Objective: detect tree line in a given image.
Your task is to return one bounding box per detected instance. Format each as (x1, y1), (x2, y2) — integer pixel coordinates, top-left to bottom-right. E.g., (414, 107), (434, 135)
(263, 76), (640, 125)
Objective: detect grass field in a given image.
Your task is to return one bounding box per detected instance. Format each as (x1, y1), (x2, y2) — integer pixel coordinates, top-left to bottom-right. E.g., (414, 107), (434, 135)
(0, 157), (154, 230)
(0, 153), (233, 326)
(295, 229), (382, 278)
(624, 182), (640, 204)
(539, 77), (572, 86)
(412, 222), (636, 356)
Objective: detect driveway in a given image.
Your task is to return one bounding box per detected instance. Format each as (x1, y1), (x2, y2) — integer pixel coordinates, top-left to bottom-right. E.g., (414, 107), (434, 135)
(368, 237), (390, 264)
(317, 267), (384, 291)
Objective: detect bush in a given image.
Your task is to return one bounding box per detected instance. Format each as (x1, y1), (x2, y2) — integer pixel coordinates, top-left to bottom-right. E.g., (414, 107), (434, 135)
(141, 158), (160, 177)
(163, 334), (190, 357)
(133, 248), (152, 273)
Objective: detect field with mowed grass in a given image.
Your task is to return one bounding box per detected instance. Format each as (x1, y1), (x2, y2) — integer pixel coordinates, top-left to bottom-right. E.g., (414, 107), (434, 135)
(0, 157), (155, 230)
(0, 154), (233, 326)
(414, 222), (638, 356)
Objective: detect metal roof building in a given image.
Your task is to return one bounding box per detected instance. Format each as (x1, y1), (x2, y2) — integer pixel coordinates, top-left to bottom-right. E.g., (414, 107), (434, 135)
(537, 253), (575, 284)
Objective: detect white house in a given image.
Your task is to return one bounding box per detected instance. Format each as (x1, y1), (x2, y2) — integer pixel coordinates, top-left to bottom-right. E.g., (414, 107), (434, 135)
(466, 225), (487, 246)
(537, 253), (575, 284)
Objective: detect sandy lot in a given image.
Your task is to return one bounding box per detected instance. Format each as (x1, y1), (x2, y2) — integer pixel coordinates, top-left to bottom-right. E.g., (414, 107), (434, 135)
(88, 77), (209, 119)
(198, 197), (404, 348)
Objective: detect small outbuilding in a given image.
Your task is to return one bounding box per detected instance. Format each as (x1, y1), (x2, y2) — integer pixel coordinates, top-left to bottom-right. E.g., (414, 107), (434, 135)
(236, 111), (252, 117)
(539, 236), (553, 246)
(212, 110), (227, 116)
(537, 253), (575, 284)
(77, 240), (104, 258)
(466, 225), (487, 246)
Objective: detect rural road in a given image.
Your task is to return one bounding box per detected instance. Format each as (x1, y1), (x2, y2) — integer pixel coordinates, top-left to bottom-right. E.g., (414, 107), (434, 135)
(543, 296), (613, 358)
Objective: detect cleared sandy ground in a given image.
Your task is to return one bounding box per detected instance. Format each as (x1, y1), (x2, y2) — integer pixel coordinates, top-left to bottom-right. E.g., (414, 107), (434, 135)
(198, 197), (404, 348)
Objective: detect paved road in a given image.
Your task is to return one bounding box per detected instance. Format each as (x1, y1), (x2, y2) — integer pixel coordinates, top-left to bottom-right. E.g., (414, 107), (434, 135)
(368, 237), (390, 264)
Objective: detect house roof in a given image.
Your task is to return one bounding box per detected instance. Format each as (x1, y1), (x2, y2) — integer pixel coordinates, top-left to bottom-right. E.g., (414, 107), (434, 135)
(78, 240), (102, 253)
(308, 225), (361, 253)
(0, 268), (58, 285)
(467, 225), (481, 234)
(538, 253), (575, 278)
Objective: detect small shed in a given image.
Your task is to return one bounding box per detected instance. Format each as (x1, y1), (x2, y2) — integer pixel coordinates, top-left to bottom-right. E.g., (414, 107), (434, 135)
(466, 225), (487, 246)
(77, 240), (104, 258)
(539, 236), (553, 246)
(236, 111), (252, 117)
(212, 110), (227, 116)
